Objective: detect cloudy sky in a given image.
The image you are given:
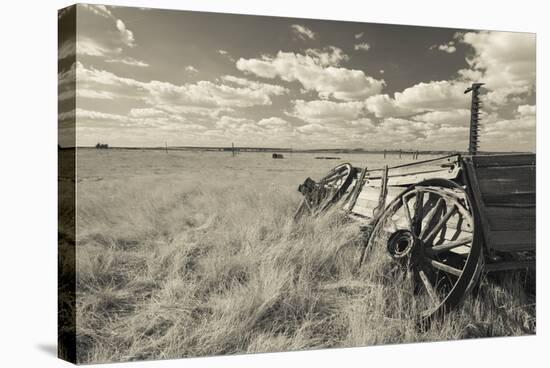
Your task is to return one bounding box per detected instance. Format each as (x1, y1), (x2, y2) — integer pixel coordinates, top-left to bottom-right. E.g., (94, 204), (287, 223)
(58, 4), (536, 151)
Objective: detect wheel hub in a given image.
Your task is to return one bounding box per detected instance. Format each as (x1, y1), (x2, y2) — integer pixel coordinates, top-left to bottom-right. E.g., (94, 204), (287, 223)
(387, 229), (422, 264)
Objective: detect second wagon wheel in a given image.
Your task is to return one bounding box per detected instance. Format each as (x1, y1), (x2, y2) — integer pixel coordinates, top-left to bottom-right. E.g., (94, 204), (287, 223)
(295, 163), (355, 218)
(364, 179), (483, 320)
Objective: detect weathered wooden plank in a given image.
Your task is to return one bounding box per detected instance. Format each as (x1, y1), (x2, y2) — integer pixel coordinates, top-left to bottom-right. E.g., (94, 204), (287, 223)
(487, 207), (537, 231)
(478, 178), (535, 195)
(365, 155), (460, 178)
(357, 185), (404, 203)
(488, 230), (536, 252)
(485, 206), (536, 219)
(485, 260), (535, 272)
(373, 165), (389, 217)
(472, 154), (535, 168)
(482, 192), (536, 206)
(475, 165), (535, 181)
(345, 166), (368, 211)
(354, 198), (379, 211)
(364, 167), (460, 187)
(357, 186), (382, 202)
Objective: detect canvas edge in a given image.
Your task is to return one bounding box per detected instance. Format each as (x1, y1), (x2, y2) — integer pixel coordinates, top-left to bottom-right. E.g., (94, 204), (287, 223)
(58, 3), (77, 364)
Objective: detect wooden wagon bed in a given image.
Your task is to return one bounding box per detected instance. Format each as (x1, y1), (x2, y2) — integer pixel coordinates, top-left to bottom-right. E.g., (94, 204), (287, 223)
(342, 153), (535, 256)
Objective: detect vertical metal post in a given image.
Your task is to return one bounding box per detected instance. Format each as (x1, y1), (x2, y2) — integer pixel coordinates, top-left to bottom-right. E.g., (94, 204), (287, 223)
(464, 83), (484, 155)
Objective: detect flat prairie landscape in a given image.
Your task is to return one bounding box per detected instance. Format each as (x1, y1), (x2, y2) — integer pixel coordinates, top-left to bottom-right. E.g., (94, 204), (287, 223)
(65, 149), (535, 364)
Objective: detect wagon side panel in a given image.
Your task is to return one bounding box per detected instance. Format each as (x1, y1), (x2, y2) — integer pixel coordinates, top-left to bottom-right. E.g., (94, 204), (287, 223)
(465, 154), (536, 253)
(349, 155), (461, 219)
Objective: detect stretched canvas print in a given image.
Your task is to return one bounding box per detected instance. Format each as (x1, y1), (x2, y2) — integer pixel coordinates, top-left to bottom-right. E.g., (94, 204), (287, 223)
(58, 3), (536, 364)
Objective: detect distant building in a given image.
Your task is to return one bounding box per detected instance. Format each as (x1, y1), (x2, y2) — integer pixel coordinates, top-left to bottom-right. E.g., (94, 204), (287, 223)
(95, 143), (109, 149)
(272, 153), (284, 159)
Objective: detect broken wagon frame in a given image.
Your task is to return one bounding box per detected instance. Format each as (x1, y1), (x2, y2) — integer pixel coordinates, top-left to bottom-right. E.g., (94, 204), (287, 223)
(295, 84), (535, 319)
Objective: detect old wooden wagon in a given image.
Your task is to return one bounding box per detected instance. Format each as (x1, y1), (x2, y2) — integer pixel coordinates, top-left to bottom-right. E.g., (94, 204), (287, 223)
(295, 84), (536, 319)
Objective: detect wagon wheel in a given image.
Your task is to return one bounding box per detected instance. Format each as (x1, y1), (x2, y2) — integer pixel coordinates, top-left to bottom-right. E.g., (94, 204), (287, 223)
(363, 179), (483, 319)
(294, 163), (355, 219)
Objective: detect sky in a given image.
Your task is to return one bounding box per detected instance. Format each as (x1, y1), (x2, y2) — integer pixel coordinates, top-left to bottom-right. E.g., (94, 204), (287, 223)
(58, 4), (536, 151)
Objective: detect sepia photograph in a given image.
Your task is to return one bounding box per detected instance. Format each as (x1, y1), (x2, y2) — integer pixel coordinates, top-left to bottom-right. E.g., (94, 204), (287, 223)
(58, 3), (536, 364)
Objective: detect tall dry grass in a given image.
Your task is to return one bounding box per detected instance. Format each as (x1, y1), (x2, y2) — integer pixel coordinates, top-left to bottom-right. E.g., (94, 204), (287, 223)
(71, 150), (535, 364)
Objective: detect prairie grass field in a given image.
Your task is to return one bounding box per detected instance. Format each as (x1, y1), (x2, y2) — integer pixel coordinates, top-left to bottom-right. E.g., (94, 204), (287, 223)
(63, 149), (535, 364)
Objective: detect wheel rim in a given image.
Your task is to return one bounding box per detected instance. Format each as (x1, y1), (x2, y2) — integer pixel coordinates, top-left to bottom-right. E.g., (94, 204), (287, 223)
(298, 163), (355, 217)
(365, 179), (483, 319)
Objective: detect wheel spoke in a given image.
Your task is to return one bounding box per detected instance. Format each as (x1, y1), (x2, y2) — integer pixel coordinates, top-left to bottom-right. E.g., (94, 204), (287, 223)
(422, 205), (457, 245)
(419, 198), (444, 240)
(429, 259), (462, 277)
(412, 191), (424, 236)
(320, 169), (347, 183)
(402, 196), (413, 231)
(418, 268), (439, 304)
(426, 237), (472, 255)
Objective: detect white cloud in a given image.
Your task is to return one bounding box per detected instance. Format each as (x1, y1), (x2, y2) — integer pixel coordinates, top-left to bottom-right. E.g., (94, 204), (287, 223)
(185, 65), (198, 73)
(382, 117), (435, 139)
(78, 37), (112, 57)
(354, 32), (364, 39)
(396, 81), (470, 110)
(517, 104), (535, 117)
(220, 75), (288, 96)
(347, 118), (375, 128)
(105, 57), (149, 67)
(439, 44), (456, 53)
(290, 24), (315, 40)
(431, 41), (456, 53)
(77, 89), (116, 100)
(366, 80), (470, 118)
(129, 108), (169, 118)
(457, 31), (535, 105)
(305, 46), (349, 66)
(215, 116), (253, 129)
(81, 4), (113, 18)
(75, 108), (129, 122)
(116, 19), (135, 48)
(75, 62), (288, 109)
(354, 42), (370, 51)
(411, 109), (471, 126)
(365, 94), (414, 118)
(81, 4), (137, 48)
(257, 117), (292, 131)
(482, 112), (536, 151)
(217, 49), (235, 62)
(289, 99), (366, 123)
(70, 108), (210, 135)
(236, 49), (385, 100)
(296, 123), (329, 134)
(215, 116), (270, 136)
